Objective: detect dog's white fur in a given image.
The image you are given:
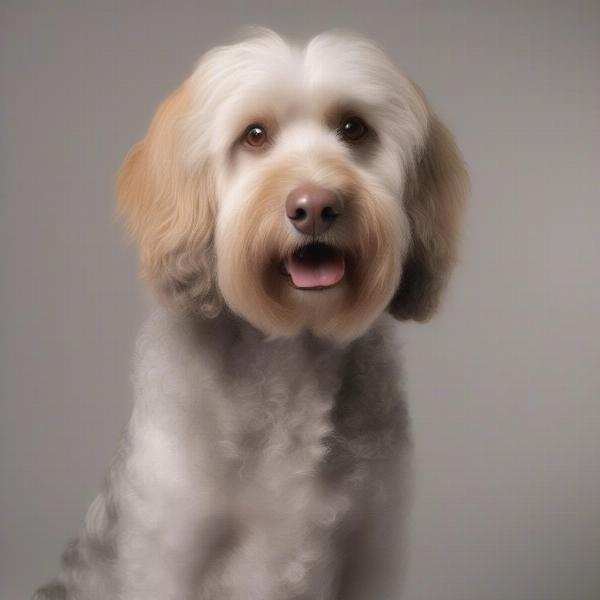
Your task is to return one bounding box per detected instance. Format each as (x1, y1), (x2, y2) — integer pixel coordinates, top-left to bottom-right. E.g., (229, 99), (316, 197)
(34, 29), (467, 600)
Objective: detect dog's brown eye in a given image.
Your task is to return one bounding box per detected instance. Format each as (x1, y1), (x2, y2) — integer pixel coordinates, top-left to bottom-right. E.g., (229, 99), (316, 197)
(245, 124), (267, 148)
(339, 117), (367, 142)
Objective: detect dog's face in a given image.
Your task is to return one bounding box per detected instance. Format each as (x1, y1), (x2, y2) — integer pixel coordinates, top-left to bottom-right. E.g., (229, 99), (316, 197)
(118, 30), (467, 343)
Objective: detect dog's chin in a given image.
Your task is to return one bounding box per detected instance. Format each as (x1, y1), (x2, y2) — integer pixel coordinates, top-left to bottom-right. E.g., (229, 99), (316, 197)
(266, 241), (360, 339)
(276, 242), (353, 324)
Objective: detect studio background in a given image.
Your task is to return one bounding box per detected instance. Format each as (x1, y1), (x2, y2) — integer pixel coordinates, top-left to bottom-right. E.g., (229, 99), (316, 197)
(1, 1), (598, 599)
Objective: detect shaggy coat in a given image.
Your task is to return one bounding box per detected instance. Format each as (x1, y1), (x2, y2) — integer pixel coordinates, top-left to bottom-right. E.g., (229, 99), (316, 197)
(34, 29), (467, 600)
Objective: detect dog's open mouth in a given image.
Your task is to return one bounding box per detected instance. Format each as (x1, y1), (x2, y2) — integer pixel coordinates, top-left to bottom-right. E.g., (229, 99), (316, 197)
(281, 243), (346, 290)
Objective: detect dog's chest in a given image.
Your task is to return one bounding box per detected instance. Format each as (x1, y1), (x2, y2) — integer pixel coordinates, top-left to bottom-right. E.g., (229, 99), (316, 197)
(196, 338), (356, 598)
(128, 312), (398, 599)
(218, 333), (342, 475)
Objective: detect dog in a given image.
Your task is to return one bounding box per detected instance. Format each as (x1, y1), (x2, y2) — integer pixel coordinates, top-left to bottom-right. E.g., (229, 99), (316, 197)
(34, 28), (467, 600)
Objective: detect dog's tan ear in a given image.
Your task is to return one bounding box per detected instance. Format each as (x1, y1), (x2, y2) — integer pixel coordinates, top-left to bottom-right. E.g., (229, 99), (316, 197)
(389, 112), (468, 321)
(117, 85), (220, 316)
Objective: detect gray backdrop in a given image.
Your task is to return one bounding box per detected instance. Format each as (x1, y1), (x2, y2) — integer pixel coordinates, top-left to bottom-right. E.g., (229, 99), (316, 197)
(1, 1), (599, 599)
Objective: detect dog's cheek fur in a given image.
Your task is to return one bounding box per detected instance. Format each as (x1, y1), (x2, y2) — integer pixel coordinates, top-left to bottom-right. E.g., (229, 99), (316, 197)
(117, 85), (221, 317)
(390, 112), (469, 321)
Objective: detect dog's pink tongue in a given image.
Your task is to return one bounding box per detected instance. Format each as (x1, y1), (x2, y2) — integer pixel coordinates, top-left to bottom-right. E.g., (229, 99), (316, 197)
(286, 251), (345, 288)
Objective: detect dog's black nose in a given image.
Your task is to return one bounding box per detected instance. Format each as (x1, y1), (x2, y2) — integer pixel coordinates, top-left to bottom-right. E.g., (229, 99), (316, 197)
(286, 185), (344, 235)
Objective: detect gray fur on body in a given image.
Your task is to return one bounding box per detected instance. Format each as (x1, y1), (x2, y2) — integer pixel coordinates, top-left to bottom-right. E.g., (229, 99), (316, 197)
(34, 307), (410, 600)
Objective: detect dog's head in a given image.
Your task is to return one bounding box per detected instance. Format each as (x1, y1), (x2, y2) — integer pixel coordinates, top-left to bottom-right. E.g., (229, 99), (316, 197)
(118, 30), (468, 343)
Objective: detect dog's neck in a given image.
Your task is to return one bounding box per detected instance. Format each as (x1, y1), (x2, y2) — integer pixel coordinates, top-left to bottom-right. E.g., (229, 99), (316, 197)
(130, 306), (381, 473)
(208, 306), (349, 348)
(134, 304), (395, 426)
(191, 307), (350, 395)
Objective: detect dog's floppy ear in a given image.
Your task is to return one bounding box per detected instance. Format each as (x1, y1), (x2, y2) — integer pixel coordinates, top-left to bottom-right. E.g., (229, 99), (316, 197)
(117, 84), (220, 316)
(389, 112), (468, 321)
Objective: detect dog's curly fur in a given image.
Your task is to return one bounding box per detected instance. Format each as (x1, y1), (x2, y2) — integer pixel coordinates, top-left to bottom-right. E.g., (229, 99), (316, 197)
(34, 29), (467, 600)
